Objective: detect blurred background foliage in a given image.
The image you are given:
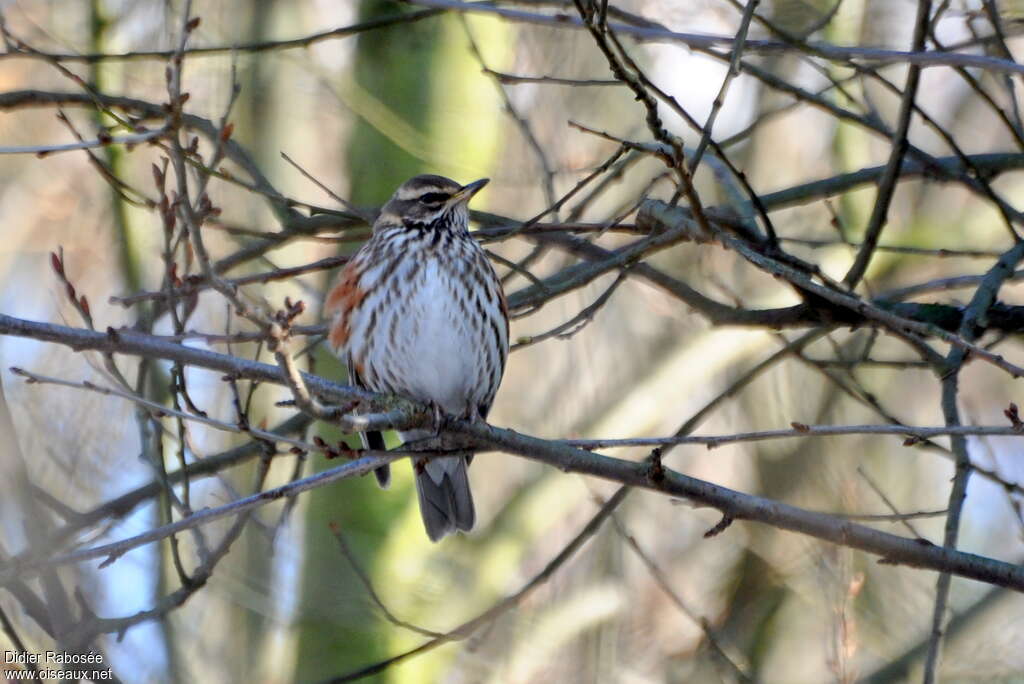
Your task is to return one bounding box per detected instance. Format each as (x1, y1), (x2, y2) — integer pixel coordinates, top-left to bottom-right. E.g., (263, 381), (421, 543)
(0, 1), (1023, 682)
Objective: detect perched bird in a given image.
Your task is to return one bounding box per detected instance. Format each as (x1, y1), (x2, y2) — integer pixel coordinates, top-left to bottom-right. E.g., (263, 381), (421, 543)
(324, 174), (509, 541)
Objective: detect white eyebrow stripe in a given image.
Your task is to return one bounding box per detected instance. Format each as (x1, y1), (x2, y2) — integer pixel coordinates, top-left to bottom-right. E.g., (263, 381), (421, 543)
(392, 176), (462, 201)
(395, 187), (427, 200)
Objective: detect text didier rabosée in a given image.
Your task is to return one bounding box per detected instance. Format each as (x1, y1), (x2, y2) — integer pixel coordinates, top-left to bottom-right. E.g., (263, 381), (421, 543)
(5, 651), (103, 664)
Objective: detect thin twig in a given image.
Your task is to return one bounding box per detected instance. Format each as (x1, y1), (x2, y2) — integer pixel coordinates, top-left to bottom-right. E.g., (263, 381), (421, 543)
(610, 515), (751, 681)
(0, 127), (167, 155)
(691, 0), (759, 169)
(329, 525), (444, 639)
(561, 422), (1024, 449)
(326, 487), (631, 682)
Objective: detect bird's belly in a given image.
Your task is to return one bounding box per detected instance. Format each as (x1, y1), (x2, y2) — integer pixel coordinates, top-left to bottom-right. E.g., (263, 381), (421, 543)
(403, 321), (475, 411)
(373, 270), (487, 415)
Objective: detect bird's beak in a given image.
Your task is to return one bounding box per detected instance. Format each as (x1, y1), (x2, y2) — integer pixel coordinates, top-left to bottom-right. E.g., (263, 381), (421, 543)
(450, 178), (489, 204)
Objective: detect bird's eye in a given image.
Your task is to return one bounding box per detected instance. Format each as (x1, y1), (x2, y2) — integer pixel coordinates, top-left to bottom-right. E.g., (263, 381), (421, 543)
(419, 192), (449, 204)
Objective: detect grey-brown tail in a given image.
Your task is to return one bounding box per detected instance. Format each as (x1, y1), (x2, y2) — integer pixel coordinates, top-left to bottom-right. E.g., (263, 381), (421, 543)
(415, 455), (475, 542)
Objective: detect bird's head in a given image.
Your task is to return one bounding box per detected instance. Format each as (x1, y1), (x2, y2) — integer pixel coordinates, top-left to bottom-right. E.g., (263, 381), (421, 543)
(376, 174), (489, 233)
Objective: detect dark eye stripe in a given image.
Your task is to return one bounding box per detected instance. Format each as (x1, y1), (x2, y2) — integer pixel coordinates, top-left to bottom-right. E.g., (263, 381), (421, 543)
(419, 192), (450, 204)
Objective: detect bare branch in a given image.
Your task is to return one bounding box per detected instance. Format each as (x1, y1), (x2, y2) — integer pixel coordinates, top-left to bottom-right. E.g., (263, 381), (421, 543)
(407, 0), (1024, 76)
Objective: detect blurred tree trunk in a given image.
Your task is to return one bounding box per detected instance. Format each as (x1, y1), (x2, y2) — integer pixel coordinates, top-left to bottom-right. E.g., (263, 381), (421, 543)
(292, 2), (444, 680)
(89, 1), (141, 299)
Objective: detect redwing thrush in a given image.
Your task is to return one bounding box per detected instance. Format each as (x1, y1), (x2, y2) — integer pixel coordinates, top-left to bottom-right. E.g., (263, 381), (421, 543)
(324, 175), (509, 541)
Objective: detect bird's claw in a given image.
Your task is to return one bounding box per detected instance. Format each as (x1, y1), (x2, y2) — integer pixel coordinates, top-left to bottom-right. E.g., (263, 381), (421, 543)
(429, 401), (444, 436)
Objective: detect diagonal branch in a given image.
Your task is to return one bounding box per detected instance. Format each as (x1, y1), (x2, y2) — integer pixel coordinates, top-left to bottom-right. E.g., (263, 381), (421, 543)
(922, 239), (1024, 681)
(844, 0), (940, 289)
